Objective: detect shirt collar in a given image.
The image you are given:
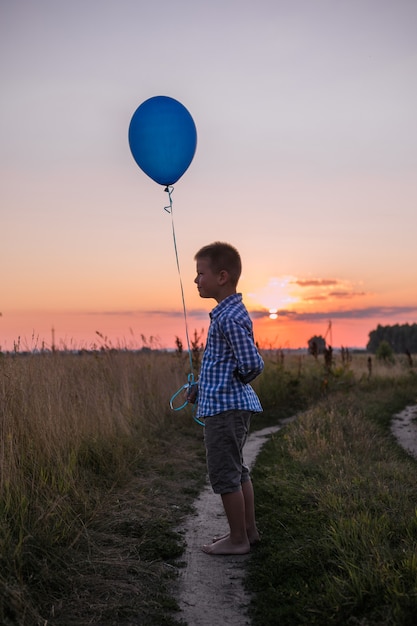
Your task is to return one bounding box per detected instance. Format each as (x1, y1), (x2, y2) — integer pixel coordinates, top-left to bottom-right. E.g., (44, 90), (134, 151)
(209, 293), (242, 320)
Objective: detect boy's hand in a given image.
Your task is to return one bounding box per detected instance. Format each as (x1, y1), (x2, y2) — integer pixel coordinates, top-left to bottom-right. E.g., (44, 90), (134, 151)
(186, 382), (198, 404)
(236, 368), (261, 384)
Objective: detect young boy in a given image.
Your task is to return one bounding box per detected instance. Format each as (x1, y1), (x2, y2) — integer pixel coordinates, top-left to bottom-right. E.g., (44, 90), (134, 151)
(191, 242), (264, 555)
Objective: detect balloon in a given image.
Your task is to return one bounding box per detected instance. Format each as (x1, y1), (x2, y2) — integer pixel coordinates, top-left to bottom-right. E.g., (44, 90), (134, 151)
(128, 96), (197, 186)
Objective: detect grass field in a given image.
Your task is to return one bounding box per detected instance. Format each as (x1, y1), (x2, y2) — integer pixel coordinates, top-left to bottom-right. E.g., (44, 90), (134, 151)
(0, 347), (416, 624)
(247, 378), (417, 625)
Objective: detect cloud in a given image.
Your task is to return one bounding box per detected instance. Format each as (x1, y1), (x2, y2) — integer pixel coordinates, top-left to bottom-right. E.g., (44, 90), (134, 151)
(287, 277), (370, 303)
(147, 309), (209, 319)
(81, 309), (209, 319)
(249, 305), (417, 322)
(328, 291), (367, 299)
(294, 279), (339, 287)
(78, 304), (417, 324)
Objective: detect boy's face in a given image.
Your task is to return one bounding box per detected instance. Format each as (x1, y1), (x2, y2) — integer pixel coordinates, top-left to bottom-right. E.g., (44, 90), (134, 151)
(194, 257), (221, 300)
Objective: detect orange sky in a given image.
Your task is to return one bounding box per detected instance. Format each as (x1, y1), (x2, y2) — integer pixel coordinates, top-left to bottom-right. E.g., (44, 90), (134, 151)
(2, 274), (415, 352)
(0, 308), (385, 352)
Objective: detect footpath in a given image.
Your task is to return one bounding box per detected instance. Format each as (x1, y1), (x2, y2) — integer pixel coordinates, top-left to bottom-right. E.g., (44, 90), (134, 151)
(176, 422), (293, 626)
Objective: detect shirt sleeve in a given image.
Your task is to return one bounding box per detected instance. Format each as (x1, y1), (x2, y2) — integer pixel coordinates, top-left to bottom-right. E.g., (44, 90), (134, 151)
(221, 315), (264, 384)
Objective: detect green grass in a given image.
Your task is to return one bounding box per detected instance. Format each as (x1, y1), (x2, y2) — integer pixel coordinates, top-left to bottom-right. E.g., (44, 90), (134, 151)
(246, 375), (417, 625)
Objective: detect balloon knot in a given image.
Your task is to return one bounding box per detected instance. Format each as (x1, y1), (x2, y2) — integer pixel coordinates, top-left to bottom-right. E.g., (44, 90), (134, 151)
(164, 185), (174, 213)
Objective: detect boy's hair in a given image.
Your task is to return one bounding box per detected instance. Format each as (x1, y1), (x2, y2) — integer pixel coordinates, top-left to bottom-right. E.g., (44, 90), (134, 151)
(194, 242), (242, 286)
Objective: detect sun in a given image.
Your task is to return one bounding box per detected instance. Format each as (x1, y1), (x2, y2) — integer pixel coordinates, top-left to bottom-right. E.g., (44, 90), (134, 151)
(247, 276), (299, 317)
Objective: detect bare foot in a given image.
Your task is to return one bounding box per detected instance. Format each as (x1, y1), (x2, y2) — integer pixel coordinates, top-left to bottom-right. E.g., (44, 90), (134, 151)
(202, 535), (250, 555)
(212, 531), (260, 546)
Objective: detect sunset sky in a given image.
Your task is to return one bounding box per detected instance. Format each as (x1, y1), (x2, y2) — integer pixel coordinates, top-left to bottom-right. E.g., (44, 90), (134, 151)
(2, 0), (417, 351)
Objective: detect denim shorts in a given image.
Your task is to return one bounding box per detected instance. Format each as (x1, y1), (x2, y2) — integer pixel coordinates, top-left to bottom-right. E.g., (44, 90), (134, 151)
(204, 409), (253, 495)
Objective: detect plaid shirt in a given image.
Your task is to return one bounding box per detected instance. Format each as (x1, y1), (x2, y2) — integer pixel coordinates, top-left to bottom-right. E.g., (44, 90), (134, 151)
(196, 293), (264, 418)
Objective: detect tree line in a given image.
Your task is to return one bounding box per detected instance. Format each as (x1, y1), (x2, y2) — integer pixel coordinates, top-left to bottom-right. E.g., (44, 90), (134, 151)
(367, 323), (417, 354)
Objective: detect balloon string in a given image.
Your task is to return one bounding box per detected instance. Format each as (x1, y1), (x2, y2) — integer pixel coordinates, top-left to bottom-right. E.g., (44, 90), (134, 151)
(164, 186), (194, 380)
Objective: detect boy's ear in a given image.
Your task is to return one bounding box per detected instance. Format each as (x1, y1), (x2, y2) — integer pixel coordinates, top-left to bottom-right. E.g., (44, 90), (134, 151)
(218, 269), (229, 285)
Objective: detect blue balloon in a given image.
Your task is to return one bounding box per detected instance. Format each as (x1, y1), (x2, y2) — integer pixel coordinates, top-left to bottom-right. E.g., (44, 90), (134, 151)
(128, 96), (197, 186)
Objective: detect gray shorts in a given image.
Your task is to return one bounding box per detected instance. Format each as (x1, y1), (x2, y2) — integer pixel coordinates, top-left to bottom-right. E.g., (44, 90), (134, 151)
(204, 409), (253, 495)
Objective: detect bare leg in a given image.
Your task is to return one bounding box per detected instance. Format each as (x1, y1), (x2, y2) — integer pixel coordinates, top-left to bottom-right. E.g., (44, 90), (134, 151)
(202, 490), (250, 555)
(212, 479), (260, 545)
(242, 479), (260, 543)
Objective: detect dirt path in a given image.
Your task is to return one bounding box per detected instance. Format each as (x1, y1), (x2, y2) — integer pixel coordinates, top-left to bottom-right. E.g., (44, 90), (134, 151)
(176, 421), (293, 626)
(391, 404), (417, 460)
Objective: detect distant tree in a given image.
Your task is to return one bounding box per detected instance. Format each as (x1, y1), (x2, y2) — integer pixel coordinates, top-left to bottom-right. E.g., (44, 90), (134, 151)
(367, 323), (417, 353)
(375, 340), (395, 363)
(308, 335), (326, 357)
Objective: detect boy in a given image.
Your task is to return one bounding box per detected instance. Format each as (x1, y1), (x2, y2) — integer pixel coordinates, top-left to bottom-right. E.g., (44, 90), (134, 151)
(191, 242), (264, 555)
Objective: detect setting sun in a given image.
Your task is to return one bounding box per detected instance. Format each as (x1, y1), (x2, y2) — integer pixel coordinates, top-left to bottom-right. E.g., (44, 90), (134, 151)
(247, 277), (299, 314)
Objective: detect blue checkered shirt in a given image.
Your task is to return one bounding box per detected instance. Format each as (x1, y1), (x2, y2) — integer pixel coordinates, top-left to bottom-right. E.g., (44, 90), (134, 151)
(196, 293), (264, 418)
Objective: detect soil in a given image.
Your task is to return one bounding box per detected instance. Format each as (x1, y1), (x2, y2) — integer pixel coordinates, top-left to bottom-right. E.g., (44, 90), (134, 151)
(391, 404), (417, 460)
(175, 406), (417, 626)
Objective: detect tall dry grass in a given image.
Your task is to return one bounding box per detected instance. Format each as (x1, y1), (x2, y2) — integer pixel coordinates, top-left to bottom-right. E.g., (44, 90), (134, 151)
(0, 349), (189, 608)
(2, 347), (187, 449)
